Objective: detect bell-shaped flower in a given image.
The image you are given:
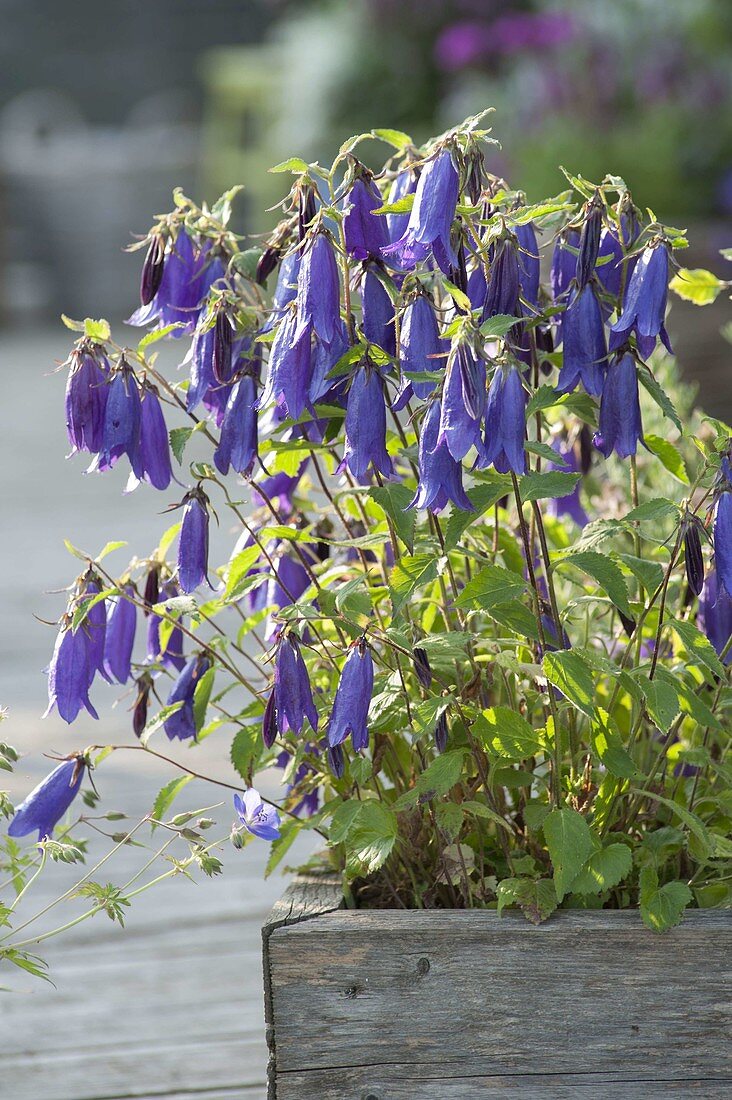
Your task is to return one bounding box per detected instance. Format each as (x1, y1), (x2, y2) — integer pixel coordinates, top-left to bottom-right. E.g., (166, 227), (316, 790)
(296, 230), (341, 346)
(273, 634), (318, 736)
(557, 284), (607, 396)
(593, 352), (643, 459)
(261, 250), (300, 334)
(44, 622), (99, 723)
(409, 399), (473, 513)
(713, 490), (732, 597)
(343, 174), (388, 261)
(97, 363), (143, 477)
(164, 653), (211, 741)
(65, 344), (109, 454)
(138, 384), (172, 490)
(438, 346), (485, 461)
(8, 756), (86, 841)
(212, 308), (236, 385)
(233, 789), (281, 841)
(546, 441), (588, 527)
(183, 323), (215, 412)
(343, 366), (394, 483)
(466, 262), (487, 312)
(309, 322), (350, 405)
(385, 167), (418, 243)
(397, 293), (446, 404)
(214, 372), (258, 477)
(128, 231), (223, 334)
(478, 363), (527, 475)
(178, 488), (210, 593)
(550, 229), (580, 309)
(103, 586), (137, 684)
(609, 242), (672, 359)
(328, 639), (374, 751)
(698, 566), (732, 664)
(262, 551), (313, 641)
(596, 228), (624, 300)
(515, 222), (540, 310)
(382, 148), (459, 274)
(482, 237), (520, 320)
(360, 265), (396, 357)
(259, 309), (313, 420)
(80, 576), (109, 684)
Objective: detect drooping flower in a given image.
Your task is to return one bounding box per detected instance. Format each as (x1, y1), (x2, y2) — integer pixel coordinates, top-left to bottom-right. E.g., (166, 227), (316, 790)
(343, 366), (394, 482)
(178, 488), (210, 593)
(409, 399), (473, 513)
(138, 383), (172, 490)
(593, 352), (643, 459)
(164, 653), (211, 741)
(81, 576), (109, 684)
(515, 221), (540, 310)
(479, 363), (527, 475)
(328, 639), (374, 751)
(140, 233), (166, 306)
(713, 490), (732, 597)
(184, 323), (216, 413)
(212, 307), (236, 385)
(609, 242), (673, 359)
(132, 675), (152, 737)
(128, 231), (223, 334)
(327, 742), (345, 778)
(360, 265), (396, 357)
(546, 441), (588, 527)
(273, 634), (318, 737)
(575, 192), (604, 290)
(438, 346), (485, 461)
(261, 551), (313, 641)
(343, 174), (388, 261)
(103, 586), (137, 684)
(434, 709), (449, 753)
(44, 622), (99, 723)
(557, 283), (607, 396)
(8, 756), (86, 841)
(482, 236), (520, 320)
(296, 230), (341, 345)
(397, 293), (447, 404)
(214, 372), (258, 477)
(97, 362), (144, 477)
(259, 309), (313, 419)
(698, 566), (732, 664)
(262, 690), (277, 749)
(550, 229), (580, 311)
(596, 227), (624, 300)
(233, 789), (281, 841)
(382, 148), (459, 274)
(65, 343), (109, 454)
(309, 322), (350, 405)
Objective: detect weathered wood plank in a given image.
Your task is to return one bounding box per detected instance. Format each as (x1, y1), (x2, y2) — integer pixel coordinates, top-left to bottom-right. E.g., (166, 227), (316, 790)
(265, 903), (732, 1099)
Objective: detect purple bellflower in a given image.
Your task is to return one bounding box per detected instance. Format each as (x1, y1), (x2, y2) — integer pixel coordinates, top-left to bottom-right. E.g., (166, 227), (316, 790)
(309, 322), (350, 405)
(438, 346), (485, 461)
(361, 265), (396, 357)
(596, 228), (624, 300)
(140, 233), (166, 305)
(44, 622), (99, 723)
(328, 639), (374, 752)
(409, 399), (474, 513)
(164, 653), (211, 741)
(81, 576), (109, 684)
(483, 237), (520, 320)
(178, 488), (210, 593)
(261, 250), (300, 334)
(259, 309), (313, 419)
(466, 262), (487, 312)
(233, 789), (281, 842)
(699, 566), (732, 664)
(65, 344), (109, 454)
(343, 366), (394, 482)
(609, 242), (672, 359)
(103, 586), (137, 684)
(479, 363), (527, 475)
(575, 193), (603, 291)
(138, 383), (173, 490)
(547, 441), (588, 527)
(382, 148), (459, 274)
(275, 749), (320, 817)
(184, 323), (216, 413)
(214, 372), (258, 477)
(594, 352), (643, 459)
(97, 362), (144, 477)
(262, 552), (313, 641)
(397, 293), (447, 403)
(343, 174), (388, 261)
(557, 284), (607, 396)
(8, 756), (86, 841)
(296, 230), (341, 345)
(550, 229), (580, 310)
(684, 522), (705, 598)
(146, 582), (185, 671)
(128, 231), (222, 334)
(515, 222), (540, 310)
(713, 489), (732, 597)
(273, 634), (318, 736)
(385, 167), (418, 243)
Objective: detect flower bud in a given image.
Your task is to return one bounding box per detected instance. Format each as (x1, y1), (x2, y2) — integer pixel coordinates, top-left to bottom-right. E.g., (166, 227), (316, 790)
(684, 523), (705, 597)
(575, 191), (604, 290)
(132, 676), (152, 738)
(256, 245), (281, 286)
(413, 646), (432, 689)
(140, 233), (166, 305)
(434, 710), (448, 753)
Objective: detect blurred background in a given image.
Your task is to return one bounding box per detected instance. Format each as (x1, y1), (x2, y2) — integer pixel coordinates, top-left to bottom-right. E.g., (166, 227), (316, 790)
(0, 2), (729, 1096)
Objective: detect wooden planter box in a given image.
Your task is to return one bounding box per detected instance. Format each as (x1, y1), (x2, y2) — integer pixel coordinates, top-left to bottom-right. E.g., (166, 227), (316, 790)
(262, 874), (732, 1098)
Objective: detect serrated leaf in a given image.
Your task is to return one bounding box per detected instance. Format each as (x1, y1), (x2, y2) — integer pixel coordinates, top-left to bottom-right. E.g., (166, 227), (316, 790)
(346, 802), (398, 875)
(624, 497), (680, 524)
(230, 725), (261, 784)
(543, 650), (596, 718)
(139, 701), (183, 747)
(519, 471), (581, 502)
(329, 799), (364, 844)
(83, 317), (111, 342)
(669, 268), (726, 306)
(543, 808), (595, 902)
(371, 194), (415, 216)
(485, 600), (542, 642)
(556, 550), (631, 617)
(474, 706), (544, 760)
(644, 434), (689, 484)
(618, 554), (663, 595)
(137, 323), (183, 352)
(638, 367), (682, 432)
(151, 775), (192, 830)
(671, 618), (726, 679)
(224, 544), (262, 603)
(443, 476), (512, 549)
(480, 314), (522, 339)
(497, 877), (558, 924)
(591, 709), (638, 778)
(371, 127), (413, 150)
(455, 563), (526, 609)
(569, 843), (632, 895)
(639, 866), (692, 931)
(369, 483), (416, 554)
(637, 677), (680, 733)
(389, 553), (439, 615)
(269, 157), (310, 174)
(169, 427), (194, 467)
(193, 667), (215, 733)
(632, 789), (712, 859)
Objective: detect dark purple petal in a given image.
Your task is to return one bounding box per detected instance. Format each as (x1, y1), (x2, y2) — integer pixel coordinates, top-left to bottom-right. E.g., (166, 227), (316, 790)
(409, 399), (474, 513)
(361, 266), (396, 357)
(344, 367), (394, 482)
(438, 347), (485, 461)
(214, 374), (258, 477)
(65, 346), (109, 454)
(714, 492), (732, 597)
(164, 654), (211, 741)
(595, 353), (642, 459)
(178, 491), (210, 593)
(98, 366), (143, 476)
(8, 757), (86, 840)
(44, 626), (98, 724)
(296, 232), (341, 345)
(139, 386), (172, 490)
(515, 222), (540, 309)
(398, 293), (447, 401)
(259, 310), (313, 419)
(343, 176), (388, 260)
(274, 635), (318, 736)
(699, 566), (732, 664)
(482, 237), (520, 320)
(327, 641), (374, 751)
(557, 284), (607, 396)
(382, 149), (458, 274)
(103, 586), (136, 684)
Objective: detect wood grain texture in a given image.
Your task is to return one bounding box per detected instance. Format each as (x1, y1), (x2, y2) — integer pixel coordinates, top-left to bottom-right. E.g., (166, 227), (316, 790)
(264, 888), (732, 1100)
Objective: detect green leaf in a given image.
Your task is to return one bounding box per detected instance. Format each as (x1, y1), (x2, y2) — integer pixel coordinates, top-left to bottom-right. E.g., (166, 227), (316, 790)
(169, 427), (194, 466)
(631, 789), (712, 859)
(669, 268), (726, 306)
(636, 677), (680, 734)
(519, 471), (581, 502)
(83, 317), (111, 342)
(639, 866), (692, 931)
(224, 544), (262, 603)
(474, 707), (544, 760)
(543, 808), (595, 902)
(193, 667), (215, 734)
(371, 194), (415, 216)
(137, 323), (184, 352)
(479, 314), (522, 339)
(569, 843), (632, 895)
(369, 483), (416, 554)
(443, 476), (512, 549)
(371, 127), (413, 150)
(230, 725), (261, 784)
(671, 618), (726, 679)
(269, 157), (310, 174)
(265, 818), (301, 878)
(389, 554), (439, 615)
(644, 434), (689, 484)
(624, 497), (680, 524)
(96, 540), (127, 561)
(638, 366), (682, 432)
(555, 550), (631, 617)
(329, 799), (364, 844)
(151, 776), (192, 830)
(591, 709), (637, 779)
(485, 600), (542, 643)
(543, 650), (596, 718)
(526, 441), (568, 466)
(454, 563), (526, 609)
(346, 802), (398, 875)
(618, 554), (663, 595)
(139, 701), (183, 747)
(496, 877), (558, 924)
(395, 750), (467, 810)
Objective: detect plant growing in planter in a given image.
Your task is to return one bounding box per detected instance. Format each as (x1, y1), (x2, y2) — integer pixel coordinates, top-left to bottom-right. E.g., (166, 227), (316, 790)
(1, 113), (731, 1090)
